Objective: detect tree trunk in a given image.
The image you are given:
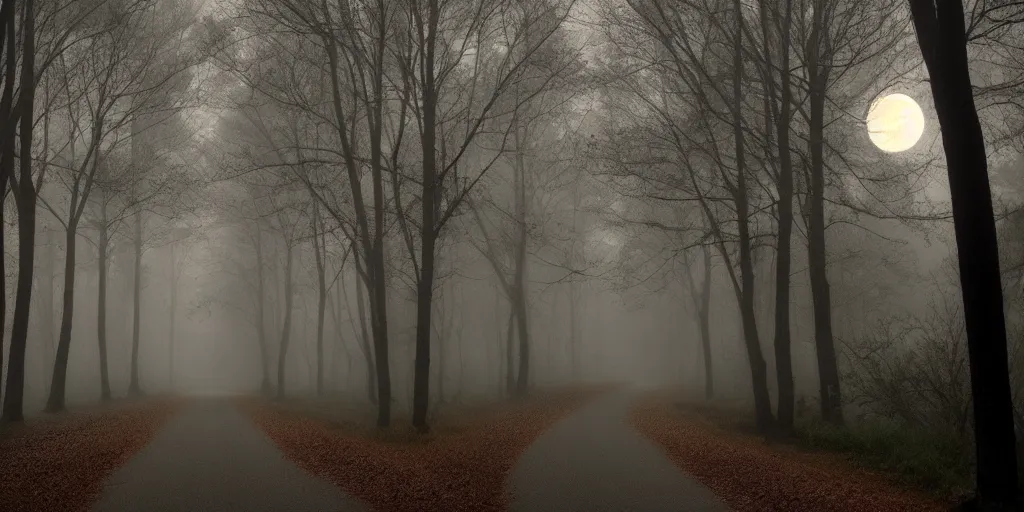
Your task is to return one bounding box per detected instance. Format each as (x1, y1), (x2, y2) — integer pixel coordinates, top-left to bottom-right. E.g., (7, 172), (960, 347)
(255, 228), (271, 395)
(909, 0), (1019, 505)
(732, 0), (774, 434)
(313, 209), (326, 396)
(505, 307), (515, 396)
(699, 246), (714, 400)
(46, 221), (79, 411)
(3, 0), (37, 421)
(353, 250), (376, 404)
(514, 288), (530, 396)
(0, 0), (17, 400)
(168, 242), (176, 392)
(411, 81), (438, 433)
(806, 5), (842, 424)
(128, 210), (143, 396)
(276, 242), (294, 398)
(97, 218), (111, 401)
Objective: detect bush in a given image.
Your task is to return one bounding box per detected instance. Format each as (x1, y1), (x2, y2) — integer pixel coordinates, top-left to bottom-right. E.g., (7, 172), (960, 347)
(794, 417), (973, 499)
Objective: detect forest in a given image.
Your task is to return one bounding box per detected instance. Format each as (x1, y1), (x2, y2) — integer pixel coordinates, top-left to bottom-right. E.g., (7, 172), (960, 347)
(0, 0), (1022, 511)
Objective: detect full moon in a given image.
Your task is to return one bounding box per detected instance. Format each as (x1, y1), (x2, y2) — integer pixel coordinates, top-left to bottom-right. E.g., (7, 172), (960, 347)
(865, 93), (925, 153)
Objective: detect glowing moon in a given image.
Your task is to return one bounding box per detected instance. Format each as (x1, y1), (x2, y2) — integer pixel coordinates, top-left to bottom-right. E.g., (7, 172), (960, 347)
(866, 93), (925, 153)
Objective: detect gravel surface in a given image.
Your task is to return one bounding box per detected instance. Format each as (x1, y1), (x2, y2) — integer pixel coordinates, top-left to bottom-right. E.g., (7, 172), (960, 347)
(247, 390), (595, 512)
(631, 400), (948, 512)
(0, 398), (179, 512)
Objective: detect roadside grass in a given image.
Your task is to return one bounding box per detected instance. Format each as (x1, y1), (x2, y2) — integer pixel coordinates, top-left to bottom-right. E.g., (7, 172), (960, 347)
(664, 395), (973, 503)
(793, 417), (973, 501)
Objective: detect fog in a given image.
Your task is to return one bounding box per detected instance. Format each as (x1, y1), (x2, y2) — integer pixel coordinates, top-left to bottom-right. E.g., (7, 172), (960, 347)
(0, 4), (1022, 504)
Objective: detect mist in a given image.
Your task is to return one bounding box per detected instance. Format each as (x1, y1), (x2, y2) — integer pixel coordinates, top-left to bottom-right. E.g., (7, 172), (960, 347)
(0, 0), (1022, 511)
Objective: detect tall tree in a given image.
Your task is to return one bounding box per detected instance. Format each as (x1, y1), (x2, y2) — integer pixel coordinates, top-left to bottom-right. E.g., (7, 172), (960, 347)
(908, 0), (1019, 507)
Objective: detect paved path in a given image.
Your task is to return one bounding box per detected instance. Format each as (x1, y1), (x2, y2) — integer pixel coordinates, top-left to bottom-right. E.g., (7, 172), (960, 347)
(92, 399), (365, 512)
(507, 388), (733, 512)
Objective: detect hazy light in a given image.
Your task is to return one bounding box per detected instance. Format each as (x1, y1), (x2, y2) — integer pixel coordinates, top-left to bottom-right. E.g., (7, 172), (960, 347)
(866, 93), (925, 153)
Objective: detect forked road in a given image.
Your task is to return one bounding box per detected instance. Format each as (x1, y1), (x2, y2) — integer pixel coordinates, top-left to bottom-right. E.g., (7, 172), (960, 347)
(92, 390), (729, 511)
(506, 387), (733, 512)
(91, 398), (366, 512)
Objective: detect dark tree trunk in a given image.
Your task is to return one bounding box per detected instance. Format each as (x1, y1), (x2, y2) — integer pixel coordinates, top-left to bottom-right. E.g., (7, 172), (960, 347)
(909, 0), (1019, 506)
(806, 4), (843, 424)
(46, 222), (79, 411)
(759, 0), (796, 432)
(732, 0), (774, 433)
(353, 255), (376, 405)
(128, 210), (143, 396)
(276, 242), (294, 398)
(0, 0), (14, 406)
(3, 0), (37, 422)
(97, 218), (111, 401)
(323, 32), (390, 427)
(411, 66), (438, 433)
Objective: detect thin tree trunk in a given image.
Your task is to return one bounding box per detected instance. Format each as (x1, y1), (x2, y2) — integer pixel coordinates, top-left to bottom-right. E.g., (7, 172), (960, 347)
(909, 0), (1018, 505)
(313, 209), (326, 396)
(276, 241), (294, 398)
(128, 210), (143, 396)
(505, 307), (515, 395)
(806, 1), (842, 424)
(255, 228), (271, 395)
(732, 0), (773, 434)
(3, 0), (37, 421)
(97, 217), (111, 401)
(168, 242), (176, 391)
(353, 253), (376, 405)
(46, 221), (79, 411)
(699, 246), (714, 399)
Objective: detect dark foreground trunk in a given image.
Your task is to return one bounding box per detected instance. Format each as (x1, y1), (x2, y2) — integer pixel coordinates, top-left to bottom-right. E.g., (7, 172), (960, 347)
(910, 0), (1019, 506)
(731, 0), (774, 434)
(806, 22), (843, 423)
(46, 223), (79, 411)
(4, 190), (36, 421)
(3, 1), (37, 421)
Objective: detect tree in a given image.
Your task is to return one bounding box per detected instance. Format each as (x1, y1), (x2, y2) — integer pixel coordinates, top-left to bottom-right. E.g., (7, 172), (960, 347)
(908, 0), (1019, 507)
(41, 0), (197, 409)
(3, 0), (39, 422)
(403, 0), (581, 431)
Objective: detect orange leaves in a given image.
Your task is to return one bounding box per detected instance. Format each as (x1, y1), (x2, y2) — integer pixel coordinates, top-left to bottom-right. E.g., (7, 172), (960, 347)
(248, 393), (589, 512)
(0, 399), (179, 512)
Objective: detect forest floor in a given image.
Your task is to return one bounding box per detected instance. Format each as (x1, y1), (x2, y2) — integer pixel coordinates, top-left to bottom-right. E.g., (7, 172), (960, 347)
(631, 394), (952, 512)
(244, 385), (604, 512)
(0, 396), (180, 512)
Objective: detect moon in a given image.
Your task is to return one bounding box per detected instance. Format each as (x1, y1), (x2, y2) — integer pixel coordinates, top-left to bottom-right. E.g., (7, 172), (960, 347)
(866, 93), (925, 153)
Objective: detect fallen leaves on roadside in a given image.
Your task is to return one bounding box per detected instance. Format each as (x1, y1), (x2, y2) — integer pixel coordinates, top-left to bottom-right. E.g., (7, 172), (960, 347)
(246, 391), (595, 512)
(0, 399), (180, 512)
(632, 401), (948, 512)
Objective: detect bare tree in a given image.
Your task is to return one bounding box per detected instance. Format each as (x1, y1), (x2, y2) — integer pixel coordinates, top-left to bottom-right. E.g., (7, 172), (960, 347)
(908, 0), (1019, 507)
